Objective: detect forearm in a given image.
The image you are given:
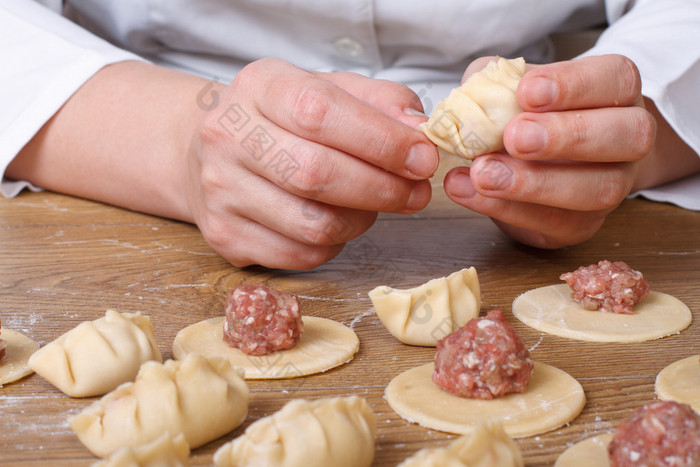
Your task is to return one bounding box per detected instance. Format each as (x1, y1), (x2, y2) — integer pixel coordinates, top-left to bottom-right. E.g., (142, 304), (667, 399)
(632, 97), (700, 191)
(6, 61), (217, 222)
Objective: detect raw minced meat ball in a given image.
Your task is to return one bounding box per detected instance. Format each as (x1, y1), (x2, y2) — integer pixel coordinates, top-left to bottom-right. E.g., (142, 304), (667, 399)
(560, 260), (650, 314)
(223, 284), (304, 356)
(608, 400), (700, 467)
(432, 309), (534, 399)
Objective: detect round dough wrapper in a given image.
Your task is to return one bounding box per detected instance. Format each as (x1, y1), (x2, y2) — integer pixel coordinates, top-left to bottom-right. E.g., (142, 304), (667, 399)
(554, 433), (612, 467)
(385, 361), (585, 438)
(173, 316), (359, 379)
(512, 284), (691, 342)
(655, 355), (700, 413)
(0, 329), (39, 385)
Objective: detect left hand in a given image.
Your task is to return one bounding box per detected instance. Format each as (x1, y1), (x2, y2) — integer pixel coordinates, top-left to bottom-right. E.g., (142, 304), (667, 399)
(443, 54), (656, 248)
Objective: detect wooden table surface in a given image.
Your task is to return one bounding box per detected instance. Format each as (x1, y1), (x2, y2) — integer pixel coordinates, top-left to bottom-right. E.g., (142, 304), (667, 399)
(1, 187), (698, 466)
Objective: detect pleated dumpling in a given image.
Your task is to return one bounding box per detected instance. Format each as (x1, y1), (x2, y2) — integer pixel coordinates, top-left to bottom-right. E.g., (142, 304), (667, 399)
(398, 422), (523, 467)
(213, 396), (376, 467)
(93, 432), (190, 467)
(421, 57), (526, 161)
(28, 309), (161, 397)
(69, 354), (249, 458)
(368, 268), (480, 346)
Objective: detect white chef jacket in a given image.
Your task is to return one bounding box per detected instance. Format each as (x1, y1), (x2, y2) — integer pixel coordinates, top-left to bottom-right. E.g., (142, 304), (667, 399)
(1, 0), (699, 209)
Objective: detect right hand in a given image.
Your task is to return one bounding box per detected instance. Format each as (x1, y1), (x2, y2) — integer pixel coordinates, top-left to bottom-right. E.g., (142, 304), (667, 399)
(184, 58), (437, 269)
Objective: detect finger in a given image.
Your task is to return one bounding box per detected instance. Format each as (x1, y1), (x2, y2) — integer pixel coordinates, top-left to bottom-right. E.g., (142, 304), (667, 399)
(213, 169), (378, 246)
(505, 107), (656, 162)
(238, 59), (438, 179)
(518, 54), (643, 111)
(200, 213), (346, 270)
(209, 109), (433, 213)
(467, 155), (634, 211)
(460, 56), (499, 83)
(318, 72), (429, 128)
(443, 166), (608, 248)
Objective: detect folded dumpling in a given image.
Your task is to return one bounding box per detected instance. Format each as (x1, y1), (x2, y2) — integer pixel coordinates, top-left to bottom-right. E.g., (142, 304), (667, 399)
(213, 396), (376, 467)
(421, 57), (526, 161)
(368, 268), (480, 346)
(70, 353), (249, 458)
(92, 432), (190, 467)
(398, 421), (523, 467)
(29, 309), (161, 397)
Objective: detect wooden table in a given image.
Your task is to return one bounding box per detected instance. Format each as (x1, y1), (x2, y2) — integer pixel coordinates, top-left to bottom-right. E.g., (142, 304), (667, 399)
(1, 188), (698, 466)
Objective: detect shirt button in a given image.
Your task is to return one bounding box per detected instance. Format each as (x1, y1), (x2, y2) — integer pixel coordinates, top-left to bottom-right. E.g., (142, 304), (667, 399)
(333, 36), (366, 59)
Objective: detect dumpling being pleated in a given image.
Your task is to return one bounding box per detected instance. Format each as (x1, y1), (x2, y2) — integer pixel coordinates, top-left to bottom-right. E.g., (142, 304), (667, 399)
(29, 309), (161, 397)
(421, 57), (526, 161)
(70, 354), (249, 458)
(213, 396), (376, 467)
(368, 268), (481, 346)
(398, 421), (523, 467)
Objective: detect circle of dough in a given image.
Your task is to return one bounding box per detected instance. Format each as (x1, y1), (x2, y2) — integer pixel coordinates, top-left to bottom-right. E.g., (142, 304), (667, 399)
(0, 329), (39, 385)
(554, 433), (612, 467)
(385, 361), (585, 438)
(655, 355), (700, 413)
(173, 316), (359, 379)
(512, 285), (691, 342)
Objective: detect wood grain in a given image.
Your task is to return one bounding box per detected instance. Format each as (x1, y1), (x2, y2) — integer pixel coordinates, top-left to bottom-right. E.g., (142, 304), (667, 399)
(0, 190), (698, 466)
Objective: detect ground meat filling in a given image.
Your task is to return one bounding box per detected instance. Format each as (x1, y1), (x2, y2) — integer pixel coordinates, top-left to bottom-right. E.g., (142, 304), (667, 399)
(432, 309), (534, 399)
(223, 284), (304, 356)
(560, 260), (650, 314)
(608, 400), (700, 467)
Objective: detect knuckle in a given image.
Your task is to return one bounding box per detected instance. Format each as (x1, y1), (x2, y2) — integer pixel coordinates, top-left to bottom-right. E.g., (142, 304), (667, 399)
(300, 211), (353, 246)
(284, 143), (333, 197)
(288, 81), (332, 135)
(198, 114), (226, 148)
(616, 55), (642, 99)
(596, 171), (630, 208)
(628, 108), (656, 158)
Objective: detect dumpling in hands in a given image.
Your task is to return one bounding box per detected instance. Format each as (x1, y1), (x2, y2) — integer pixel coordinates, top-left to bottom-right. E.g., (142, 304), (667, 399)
(421, 57), (526, 161)
(214, 396), (376, 467)
(29, 309), (161, 397)
(70, 354), (249, 458)
(368, 268), (480, 346)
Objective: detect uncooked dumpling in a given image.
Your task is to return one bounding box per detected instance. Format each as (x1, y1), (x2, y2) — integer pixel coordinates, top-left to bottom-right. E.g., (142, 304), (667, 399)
(213, 396), (376, 467)
(29, 309), (162, 397)
(0, 328), (39, 386)
(92, 432), (190, 467)
(368, 268), (480, 346)
(421, 57), (526, 160)
(70, 354), (249, 458)
(398, 421), (523, 466)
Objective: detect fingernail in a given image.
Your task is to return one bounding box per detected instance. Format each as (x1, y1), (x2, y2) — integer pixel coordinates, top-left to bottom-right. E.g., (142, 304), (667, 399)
(474, 158), (513, 191)
(404, 107), (427, 117)
(447, 171), (476, 199)
(525, 77), (558, 108)
(513, 120), (547, 154)
(406, 143), (438, 178)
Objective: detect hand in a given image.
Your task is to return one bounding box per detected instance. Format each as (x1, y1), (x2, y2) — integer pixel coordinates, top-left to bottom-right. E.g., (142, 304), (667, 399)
(185, 58), (437, 269)
(443, 54), (658, 248)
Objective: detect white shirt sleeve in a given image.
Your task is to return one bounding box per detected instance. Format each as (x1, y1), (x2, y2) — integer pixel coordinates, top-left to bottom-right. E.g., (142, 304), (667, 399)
(0, 0), (145, 197)
(581, 0), (700, 210)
